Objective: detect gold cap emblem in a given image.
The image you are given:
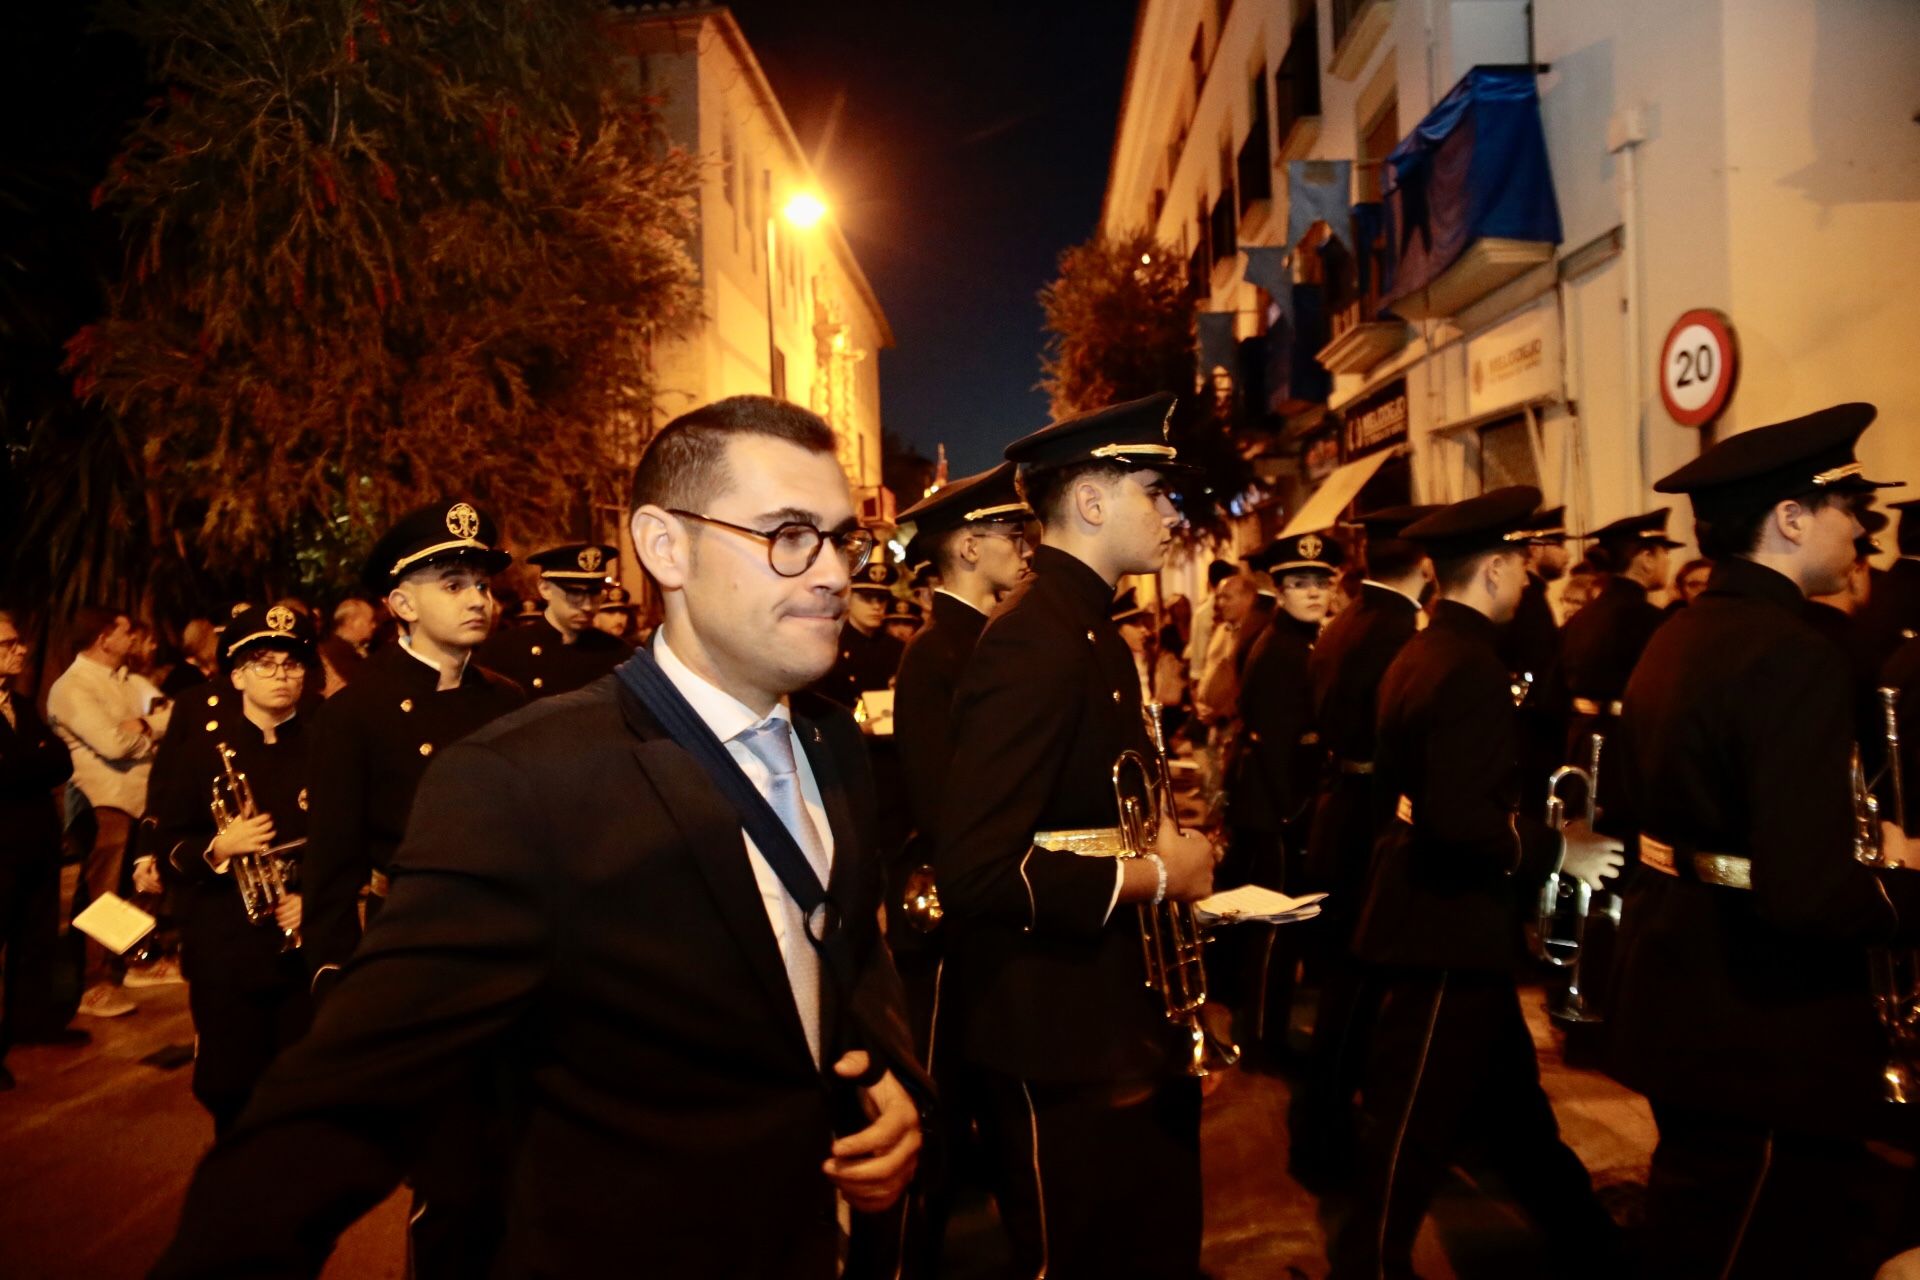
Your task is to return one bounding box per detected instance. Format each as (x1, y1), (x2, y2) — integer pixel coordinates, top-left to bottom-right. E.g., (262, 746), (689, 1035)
(1299, 534), (1323, 560)
(868, 563), (887, 582)
(265, 605), (296, 633)
(576, 546), (605, 573)
(446, 502), (481, 539)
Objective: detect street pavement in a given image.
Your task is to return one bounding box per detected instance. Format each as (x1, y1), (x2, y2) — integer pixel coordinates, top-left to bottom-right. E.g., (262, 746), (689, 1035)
(0, 980), (1652, 1279)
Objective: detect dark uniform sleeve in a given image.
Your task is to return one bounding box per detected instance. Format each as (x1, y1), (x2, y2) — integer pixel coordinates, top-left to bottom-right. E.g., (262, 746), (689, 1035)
(0, 706), (73, 796)
(1237, 630), (1314, 823)
(301, 696), (370, 984)
(893, 638), (956, 840)
(1411, 661), (1561, 885)
(935, 621), (1119, 941)
(148, 731), (221, 886)
(150, 739), (553, 1280)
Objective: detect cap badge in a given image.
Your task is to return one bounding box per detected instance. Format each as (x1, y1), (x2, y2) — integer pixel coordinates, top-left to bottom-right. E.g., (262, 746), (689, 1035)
(265, 605), (296, 633)
(868, 564), (887, 582)
(577, 547), (605, 573)
(1298, 534), (1323, 560)
(446, 502), (481, 539)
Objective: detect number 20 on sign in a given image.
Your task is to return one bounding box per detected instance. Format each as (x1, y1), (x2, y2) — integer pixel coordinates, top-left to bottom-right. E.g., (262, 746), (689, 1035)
(1659, 309), (1739, 427)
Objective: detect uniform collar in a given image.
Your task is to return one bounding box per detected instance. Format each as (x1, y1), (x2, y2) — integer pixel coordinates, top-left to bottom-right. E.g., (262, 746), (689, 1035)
(1030, 544), (1116, 621)
(398, 634), (471, 684)
(1603, 575), (1650, 602)
(1360, 579), (1423, 612)
(652, 629), (790, 744)
(933, 587), (989, 618)
(1708, 556), (1808, 612)
(1430, 598), (1501, 646)
(1276, 611), (1322, 642)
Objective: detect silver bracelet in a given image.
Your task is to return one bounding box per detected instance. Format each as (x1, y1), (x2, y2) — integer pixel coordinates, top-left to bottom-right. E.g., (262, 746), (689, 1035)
(1144, 852), (1168, 906)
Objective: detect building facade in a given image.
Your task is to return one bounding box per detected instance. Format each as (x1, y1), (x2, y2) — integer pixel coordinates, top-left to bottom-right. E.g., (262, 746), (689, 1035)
(1104, 0), (1920, 577)
(617, 4), (894, 547)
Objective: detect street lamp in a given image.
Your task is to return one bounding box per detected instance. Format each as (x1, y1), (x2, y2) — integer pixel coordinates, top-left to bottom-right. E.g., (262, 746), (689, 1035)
(764, 178), (828, 398)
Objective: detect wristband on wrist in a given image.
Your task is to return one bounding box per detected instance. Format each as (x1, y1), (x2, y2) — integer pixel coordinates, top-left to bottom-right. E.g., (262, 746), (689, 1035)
(1144, 852), (1168, 905)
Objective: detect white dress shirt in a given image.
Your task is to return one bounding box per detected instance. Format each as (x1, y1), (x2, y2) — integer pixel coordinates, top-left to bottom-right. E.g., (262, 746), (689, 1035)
(47, 653), (156, 814)
(654, 632), (835, 1060)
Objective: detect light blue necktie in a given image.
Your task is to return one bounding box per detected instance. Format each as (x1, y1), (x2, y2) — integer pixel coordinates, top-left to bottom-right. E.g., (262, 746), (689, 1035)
(735, 716), (829, 1064)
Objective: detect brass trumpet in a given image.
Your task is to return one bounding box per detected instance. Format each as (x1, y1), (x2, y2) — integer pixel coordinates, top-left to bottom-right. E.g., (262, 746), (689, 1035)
(211, 743), (300, 952)
(1528, 734), (1616, 1024)
(1852, 688), (1919, 1104)
(1115, 703), (1240, 1077)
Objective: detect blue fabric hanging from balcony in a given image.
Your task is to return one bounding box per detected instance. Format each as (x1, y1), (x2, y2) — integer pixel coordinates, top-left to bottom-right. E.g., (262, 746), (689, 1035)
(1381, 66), (1561, 313)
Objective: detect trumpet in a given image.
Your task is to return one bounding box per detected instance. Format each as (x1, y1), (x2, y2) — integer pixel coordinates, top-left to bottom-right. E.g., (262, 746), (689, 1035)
(1852, 688), (1919, 1104)
(1528, 733), (1616, 1024)
(210, 743), (301, 952)
(1115, 703), (1240, 1077)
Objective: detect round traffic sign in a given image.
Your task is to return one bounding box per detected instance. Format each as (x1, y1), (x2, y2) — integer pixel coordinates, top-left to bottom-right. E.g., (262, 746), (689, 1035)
(1659, 309), (1738, 427)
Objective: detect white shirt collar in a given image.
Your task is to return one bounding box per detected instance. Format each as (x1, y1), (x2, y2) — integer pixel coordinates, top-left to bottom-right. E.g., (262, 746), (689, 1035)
(653, 629), (791, 744)
(399, 633), (469, 682)
(1362, 578), (1426, 610)
(934, 587), (988, 617)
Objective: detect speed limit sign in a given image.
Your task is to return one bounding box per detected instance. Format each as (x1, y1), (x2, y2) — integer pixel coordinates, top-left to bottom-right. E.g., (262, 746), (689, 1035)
(1659, 309), (1739, 427)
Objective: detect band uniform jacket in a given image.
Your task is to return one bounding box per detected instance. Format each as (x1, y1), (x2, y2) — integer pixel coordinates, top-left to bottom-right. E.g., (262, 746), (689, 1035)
(151, 673), (930, 1280)
(0, 690), (72, 862)
(301, 643), (522, 984)
(1500, 571), (1568, 784)
(1606, 557), (1920, 1136)
(1353, 600), (1563, 972)
(475, 617), (630, 699)
(1858, 555), (1920, 670)
(934, 545), (1171, 1085)
(149, 706), (310, 992)
(1228, 612), (1324, 839)
(1559, 576), (1665, 766)
(892, 593), (990, 937)
(1305, 584), (1421, 897)
(815, 623), (905, 714)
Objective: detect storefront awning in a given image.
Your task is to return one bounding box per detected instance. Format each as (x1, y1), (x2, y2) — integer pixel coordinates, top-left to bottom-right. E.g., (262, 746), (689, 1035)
(1383, 67), (1562, 319)
(1281, 448), (1395, 537)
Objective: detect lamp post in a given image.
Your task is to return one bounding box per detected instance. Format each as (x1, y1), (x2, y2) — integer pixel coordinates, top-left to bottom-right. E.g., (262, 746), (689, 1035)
(763, 176), (827, 400)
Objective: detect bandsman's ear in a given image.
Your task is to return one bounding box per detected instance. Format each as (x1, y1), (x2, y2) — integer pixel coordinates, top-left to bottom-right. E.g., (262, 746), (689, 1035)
(1071, 476), (1108, 528)
(386, 584), (419, 625)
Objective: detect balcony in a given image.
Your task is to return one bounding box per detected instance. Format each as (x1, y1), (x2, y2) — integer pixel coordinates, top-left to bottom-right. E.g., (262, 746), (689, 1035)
(1381, 67), (1562, 321)
(1329, 0), (1395, 82)
(1273, 14), (1322, 159)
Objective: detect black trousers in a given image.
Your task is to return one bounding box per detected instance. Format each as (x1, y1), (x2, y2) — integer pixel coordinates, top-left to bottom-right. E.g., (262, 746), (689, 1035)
(1639, 1100), (1920, 1279)
(1288, 947), (1378, 1184)
(1329, 968), (1621, 1280)
(185, 974), (311, 1135)
(976, 1071), (1202, 1280)
(1221, 826), (1300, 1059)
(0, 848), (66, 1057)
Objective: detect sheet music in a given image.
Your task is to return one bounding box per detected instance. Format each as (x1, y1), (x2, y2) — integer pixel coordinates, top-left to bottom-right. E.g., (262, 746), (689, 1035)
(1195, 885), (1328, 925)
(72, 893), (158, 955)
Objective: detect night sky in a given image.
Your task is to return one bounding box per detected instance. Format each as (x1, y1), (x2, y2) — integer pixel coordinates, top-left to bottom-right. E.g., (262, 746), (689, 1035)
(722, 1), (1138, 474)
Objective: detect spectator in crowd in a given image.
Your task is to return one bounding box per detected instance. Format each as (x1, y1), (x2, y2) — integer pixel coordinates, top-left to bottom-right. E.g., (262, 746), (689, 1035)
(0, 609), (87, 1089)
(318, 597), (376, 695)
(161, 617), (220, 697)
(1185, 558), (1238, 690)
(124, 623), (174, 739)
(1666, 556), (1713, 614)
(1559, 559), (1604, 621)
(46, 605), (166, 1018)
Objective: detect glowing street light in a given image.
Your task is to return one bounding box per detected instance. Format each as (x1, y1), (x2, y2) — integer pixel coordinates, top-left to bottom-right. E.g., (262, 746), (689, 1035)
(783, 190), (828, 229)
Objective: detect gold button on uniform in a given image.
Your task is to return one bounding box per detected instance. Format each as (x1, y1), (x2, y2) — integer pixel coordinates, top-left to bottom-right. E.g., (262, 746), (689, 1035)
(1111, 690), (1122, 703)
(531, 645), (543, 657)
(419, 743), (434, 757)
(532, 677), (544, 689)
(204, 719), (219, 732)
(206, 694), (219, 707)
(400, 698), (413, 712)
(1085, 631), (1096, 643)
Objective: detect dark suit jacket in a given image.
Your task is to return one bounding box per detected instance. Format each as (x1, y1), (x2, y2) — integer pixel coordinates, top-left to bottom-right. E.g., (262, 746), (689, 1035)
(0, 691), (72, 861)
(152, 672), (926, 1280)
(1353, 601), (1562, 972)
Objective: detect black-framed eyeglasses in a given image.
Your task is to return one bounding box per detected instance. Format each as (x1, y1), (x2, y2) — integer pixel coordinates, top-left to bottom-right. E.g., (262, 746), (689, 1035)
(241, 656), (306, 681)
(667, 509), (877, 578)
(970, 526), (1029, 550)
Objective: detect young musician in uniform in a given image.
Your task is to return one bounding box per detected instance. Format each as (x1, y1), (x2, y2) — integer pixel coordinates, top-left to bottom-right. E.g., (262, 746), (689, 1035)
(1330, 486), (1627, 1279)
(1558, 508), (1680, 782)
(1608, 403), (1920, 1278)
(476, 543), (631, 697)
(1289, 505), (1435, 1186)
(935, 393), (1220, 1279)
(299, 499), (524, 1278)
(1223, 530), (1342, 1067)
(148, 605), (316, 1134)
(888, 461), (1031, 1278)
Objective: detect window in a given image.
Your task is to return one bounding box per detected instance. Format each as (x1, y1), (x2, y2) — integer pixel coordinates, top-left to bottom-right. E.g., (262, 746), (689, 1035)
(1237, 69), (1272, 215)
(1274, 12), (1322, 138)
(748, 165), (763, 275)
(1357, 93), (1399, 203)
(1479, 415), (1539, 490)
(1190, 29), (1206, 105)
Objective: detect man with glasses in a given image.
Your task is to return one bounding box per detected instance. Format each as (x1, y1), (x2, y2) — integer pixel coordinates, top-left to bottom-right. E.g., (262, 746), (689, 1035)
(155, 397), (924, 1280)
(478, 543), (631, 698)
(0, 610), (82, 1090)
(934, 394), (1222, 1279)
(146, 605), (316, 1134)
